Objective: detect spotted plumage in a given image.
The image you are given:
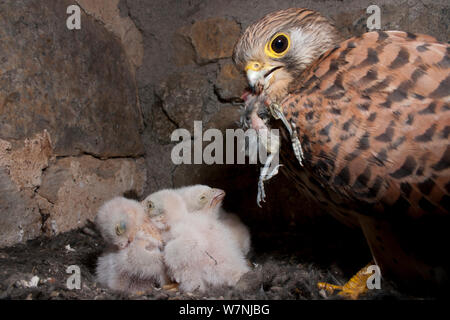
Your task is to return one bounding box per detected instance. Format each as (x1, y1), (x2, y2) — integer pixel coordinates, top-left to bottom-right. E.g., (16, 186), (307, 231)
(234, 8), (450, 293)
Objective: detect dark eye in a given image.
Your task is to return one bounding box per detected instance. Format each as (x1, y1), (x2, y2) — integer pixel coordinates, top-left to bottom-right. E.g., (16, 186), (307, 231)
(271, 35), (289, 54)
(115, 222), (126, 236)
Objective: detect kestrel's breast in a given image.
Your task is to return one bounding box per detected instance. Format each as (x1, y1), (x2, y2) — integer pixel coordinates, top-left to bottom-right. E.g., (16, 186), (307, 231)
(276, 30), (449, 287)
(280, 30), (449, 219)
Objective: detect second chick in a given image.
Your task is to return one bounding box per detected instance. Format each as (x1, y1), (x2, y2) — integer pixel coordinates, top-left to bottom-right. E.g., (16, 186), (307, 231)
(143, 189), (250, 293)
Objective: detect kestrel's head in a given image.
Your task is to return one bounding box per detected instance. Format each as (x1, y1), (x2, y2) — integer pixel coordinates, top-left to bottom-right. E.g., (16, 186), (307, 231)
(233, 8), (342, 101)
(177, 184), (226, 215)
(142, 189), (188, 224)
(95, 197), (145, 249)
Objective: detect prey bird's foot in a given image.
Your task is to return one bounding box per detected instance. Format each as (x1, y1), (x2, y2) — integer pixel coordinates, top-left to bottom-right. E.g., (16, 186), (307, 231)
(318, 263), (374, 300)
(256, 153), (282, 207)
(256, 178), (266, 208)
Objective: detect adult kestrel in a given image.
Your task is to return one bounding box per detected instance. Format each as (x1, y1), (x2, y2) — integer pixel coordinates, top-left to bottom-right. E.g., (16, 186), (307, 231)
(233, 8), (449, 297)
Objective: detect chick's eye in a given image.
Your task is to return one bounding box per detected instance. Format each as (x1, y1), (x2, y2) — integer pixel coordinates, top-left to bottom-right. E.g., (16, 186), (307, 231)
(147, 201), (155, 210)
(266, 33), (290, 57)
(115, 222), (126, 236)
(199, 194), (207, 202)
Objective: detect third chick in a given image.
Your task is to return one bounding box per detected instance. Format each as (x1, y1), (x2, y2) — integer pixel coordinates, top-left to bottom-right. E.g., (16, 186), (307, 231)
(177, 184), (251, 256)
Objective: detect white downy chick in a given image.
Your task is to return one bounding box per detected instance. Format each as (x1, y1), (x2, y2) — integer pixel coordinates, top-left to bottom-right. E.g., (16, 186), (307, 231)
(176, 184), (251, 255)
(144, 189), (250, 293)
(95, 197), (168, 292)
(142, 193), (169, 229)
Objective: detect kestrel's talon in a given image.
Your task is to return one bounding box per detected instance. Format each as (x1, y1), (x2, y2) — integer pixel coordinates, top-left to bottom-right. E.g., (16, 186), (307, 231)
(317, 282), (342, 295)
(317, 263), (374, 300)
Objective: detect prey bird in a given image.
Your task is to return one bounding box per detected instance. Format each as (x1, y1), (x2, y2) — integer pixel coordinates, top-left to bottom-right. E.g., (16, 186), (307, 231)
(233, 8), (450, 298)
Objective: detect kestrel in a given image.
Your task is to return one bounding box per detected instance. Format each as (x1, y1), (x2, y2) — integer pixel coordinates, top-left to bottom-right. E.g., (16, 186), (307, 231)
(145, 189), (249, 292)
(95, 197), (168, 292)
(176, 184), (251, 256)
(233, 8), (450, 297)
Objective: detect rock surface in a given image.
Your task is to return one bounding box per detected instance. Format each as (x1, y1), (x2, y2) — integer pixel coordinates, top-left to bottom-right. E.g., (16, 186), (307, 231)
(0, 0), (146, 247)
(0, 0), (144, 158)
(0, 132), (53, 247)
(174, 18), (241, 65)
(155, 72), (213, 134)
(76, 0), (144, 71)
(0, 168), (41, 248)
(0, 130), (146, 247)
(215, 63), (247, 102)
(37, 155), (146, 236)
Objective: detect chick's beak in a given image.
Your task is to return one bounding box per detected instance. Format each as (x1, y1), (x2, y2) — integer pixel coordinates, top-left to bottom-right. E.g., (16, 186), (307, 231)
(210, 188), (226, 208)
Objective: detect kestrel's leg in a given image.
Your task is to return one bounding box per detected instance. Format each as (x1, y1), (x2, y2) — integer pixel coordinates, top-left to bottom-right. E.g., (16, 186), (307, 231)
(318, 262), (374, 299)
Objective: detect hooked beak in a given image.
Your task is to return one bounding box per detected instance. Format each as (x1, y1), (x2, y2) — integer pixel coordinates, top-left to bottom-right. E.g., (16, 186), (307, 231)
(210, 188), (225, 209)
(245, 61), (282, 94)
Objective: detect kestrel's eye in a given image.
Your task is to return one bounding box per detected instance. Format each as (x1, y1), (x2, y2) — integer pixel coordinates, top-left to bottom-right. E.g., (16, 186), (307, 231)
(147, 201), (155, 210)
(115, 222), (126, 236)
(266, 33), (290, 58)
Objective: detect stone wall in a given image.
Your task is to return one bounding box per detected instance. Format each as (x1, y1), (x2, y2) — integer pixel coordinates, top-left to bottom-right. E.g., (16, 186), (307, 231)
(0, 0), (146, 247)
(0, 0), (448, 247)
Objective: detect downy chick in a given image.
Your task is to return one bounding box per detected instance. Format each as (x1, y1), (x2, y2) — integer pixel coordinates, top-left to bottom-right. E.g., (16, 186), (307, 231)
(95, 197), (168, 292)
(177, 184), (251, 255)
(144, 189), (250, 292)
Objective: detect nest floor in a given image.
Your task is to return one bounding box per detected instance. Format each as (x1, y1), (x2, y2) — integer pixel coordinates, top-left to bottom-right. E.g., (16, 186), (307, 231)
(0, 218), (423, 300)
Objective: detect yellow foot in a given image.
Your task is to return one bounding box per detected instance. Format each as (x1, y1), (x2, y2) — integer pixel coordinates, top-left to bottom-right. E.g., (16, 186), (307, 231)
(163, 283), (179, 292)
(317, 282), (343, 296)
(318, 263), (374, 300)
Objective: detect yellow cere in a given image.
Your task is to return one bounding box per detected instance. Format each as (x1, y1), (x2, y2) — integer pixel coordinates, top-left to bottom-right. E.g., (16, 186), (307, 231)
(245, 61), (263, 72)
